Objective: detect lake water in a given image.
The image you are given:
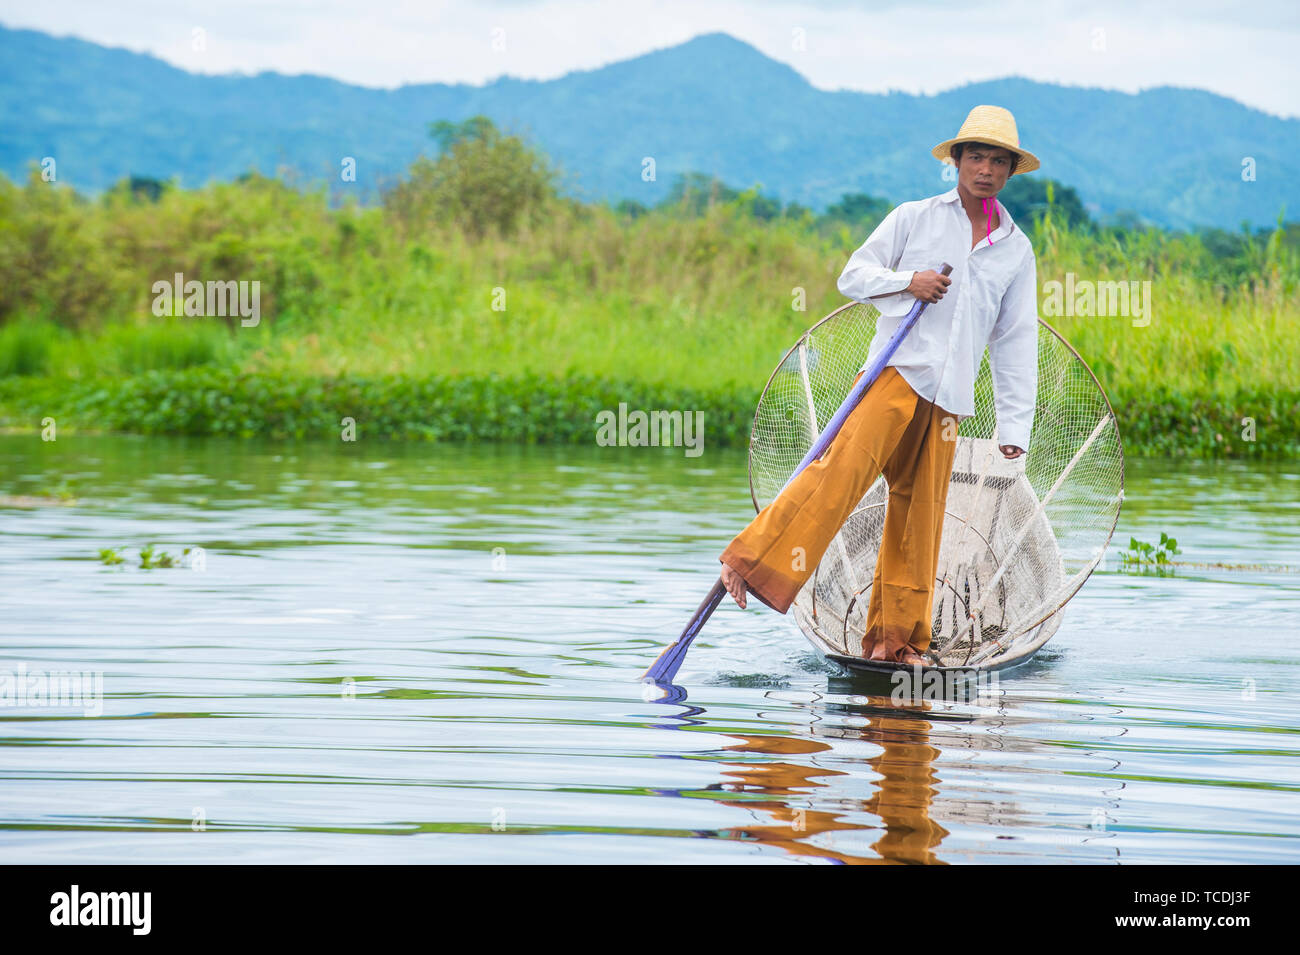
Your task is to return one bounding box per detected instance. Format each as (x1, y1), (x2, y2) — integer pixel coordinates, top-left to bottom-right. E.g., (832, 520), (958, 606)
(1, 435), (1297, 864)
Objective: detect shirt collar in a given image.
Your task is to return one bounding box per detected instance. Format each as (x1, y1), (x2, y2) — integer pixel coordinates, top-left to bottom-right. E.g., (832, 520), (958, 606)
(939, 187), (1018, 240)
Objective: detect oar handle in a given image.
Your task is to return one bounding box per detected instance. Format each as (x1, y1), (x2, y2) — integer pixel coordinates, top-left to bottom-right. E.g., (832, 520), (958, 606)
(788, 263), (953, 482)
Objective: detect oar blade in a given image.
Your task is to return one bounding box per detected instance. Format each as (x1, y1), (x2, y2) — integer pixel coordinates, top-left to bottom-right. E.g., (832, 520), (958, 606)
(642, 577), (726, 684)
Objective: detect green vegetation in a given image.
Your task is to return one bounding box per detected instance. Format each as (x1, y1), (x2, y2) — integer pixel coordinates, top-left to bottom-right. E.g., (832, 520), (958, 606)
(96, 544), (193, 569)
(1120, 532), (1182, 573)
(385, 116), (560, 239)
(5, 367), (751, 444)
(137, 544), (180, 568)
(1, 116), (1297, 456)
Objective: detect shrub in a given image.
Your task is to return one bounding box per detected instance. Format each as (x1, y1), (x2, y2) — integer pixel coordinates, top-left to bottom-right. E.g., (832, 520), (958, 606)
(382, 115), (559, 240)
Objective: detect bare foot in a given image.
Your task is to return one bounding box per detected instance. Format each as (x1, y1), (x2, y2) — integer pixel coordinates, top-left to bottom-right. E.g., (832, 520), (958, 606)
(720, 561), (747, 609)
(864, 640), (928, 666)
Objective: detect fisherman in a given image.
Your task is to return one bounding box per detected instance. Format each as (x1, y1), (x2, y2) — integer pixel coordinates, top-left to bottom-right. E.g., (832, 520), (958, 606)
(718, 105), (1041, 665)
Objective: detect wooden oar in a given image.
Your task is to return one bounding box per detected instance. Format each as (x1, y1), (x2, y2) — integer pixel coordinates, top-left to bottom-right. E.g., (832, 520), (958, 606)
(642, 263), (954, 685)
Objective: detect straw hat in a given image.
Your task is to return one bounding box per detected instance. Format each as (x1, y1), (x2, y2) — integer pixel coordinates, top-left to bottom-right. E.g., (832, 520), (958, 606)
(931, 105), (1040, 175)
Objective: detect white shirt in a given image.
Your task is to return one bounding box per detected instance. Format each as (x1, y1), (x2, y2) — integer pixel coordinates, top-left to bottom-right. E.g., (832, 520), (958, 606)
(836, 187), (1038, 451)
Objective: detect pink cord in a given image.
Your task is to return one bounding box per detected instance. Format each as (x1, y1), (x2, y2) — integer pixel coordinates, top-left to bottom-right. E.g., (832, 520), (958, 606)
(983, 198), (993, 245)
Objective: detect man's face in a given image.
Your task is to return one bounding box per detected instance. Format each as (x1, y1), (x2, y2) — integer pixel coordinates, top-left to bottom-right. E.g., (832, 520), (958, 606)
(956, 144), (1015, 199)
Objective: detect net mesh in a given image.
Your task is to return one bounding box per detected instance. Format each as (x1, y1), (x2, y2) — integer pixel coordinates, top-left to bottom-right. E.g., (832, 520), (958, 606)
(749, 301), (1125, 668)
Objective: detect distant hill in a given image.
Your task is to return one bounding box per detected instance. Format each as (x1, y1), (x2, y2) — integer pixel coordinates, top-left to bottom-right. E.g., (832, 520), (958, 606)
(1, 25), (1295, 229)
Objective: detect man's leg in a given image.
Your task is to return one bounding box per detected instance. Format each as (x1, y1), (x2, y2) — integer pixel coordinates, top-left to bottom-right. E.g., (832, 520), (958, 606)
(862, 399), (959, 661)
(720, 366), (919, 614)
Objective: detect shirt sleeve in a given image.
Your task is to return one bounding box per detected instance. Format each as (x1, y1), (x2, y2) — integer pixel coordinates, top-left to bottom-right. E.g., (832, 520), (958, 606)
(986, 249), (1039, 452)
(836, 205), (917, 305)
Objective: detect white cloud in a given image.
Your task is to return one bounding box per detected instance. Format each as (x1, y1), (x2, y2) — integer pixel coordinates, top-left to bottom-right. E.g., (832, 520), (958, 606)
(1, 0), (1295, 117)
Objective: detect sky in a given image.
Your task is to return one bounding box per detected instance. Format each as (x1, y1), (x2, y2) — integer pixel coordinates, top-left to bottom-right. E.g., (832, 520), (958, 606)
(2, 0), (1297, 118)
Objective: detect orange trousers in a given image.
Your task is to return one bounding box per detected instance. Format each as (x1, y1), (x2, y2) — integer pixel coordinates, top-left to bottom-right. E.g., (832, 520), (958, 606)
(720, 365), (958, 660)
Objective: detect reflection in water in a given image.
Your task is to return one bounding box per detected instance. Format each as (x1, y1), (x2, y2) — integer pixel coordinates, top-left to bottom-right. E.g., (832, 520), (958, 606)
(711, 732), (859, 864)
(713, 713), (949, 865)
(650, 674), (972, 864)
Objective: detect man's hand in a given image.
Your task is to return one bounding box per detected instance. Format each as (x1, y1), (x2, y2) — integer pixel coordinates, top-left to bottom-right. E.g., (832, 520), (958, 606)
(907, 269), (952, 304)
(999, 444), (1025, 459)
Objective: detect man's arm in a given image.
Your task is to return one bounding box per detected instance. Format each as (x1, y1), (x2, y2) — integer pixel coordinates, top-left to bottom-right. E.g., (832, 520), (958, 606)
(987, 249), (1039, 454)
(836, 206), (917, 303)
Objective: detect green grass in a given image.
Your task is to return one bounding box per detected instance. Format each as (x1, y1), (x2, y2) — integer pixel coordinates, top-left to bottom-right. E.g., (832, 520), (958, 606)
(0, 164), (1297, 457)
(0, 316), (234, 379)
(0, 318), (58, 376)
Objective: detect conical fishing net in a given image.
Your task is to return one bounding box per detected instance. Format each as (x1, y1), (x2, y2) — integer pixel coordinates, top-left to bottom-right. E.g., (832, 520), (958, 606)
(749, 301), (1124, 668)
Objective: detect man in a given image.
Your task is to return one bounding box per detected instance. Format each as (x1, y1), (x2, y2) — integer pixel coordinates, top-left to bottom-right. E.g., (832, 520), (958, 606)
(718, 104), (1040, 666)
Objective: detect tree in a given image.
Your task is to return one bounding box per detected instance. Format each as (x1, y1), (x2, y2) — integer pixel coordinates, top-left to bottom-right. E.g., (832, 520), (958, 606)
(614, 198), (648, 219)
(998, 176), (1091, 230)
(822, 192), (892, 231)
(384, 115), (558, 239)
(659, 173), (804, 220)
(661, 173), (739, 216)
(102, 175), (169, 203)
(126, 176), (167, 202)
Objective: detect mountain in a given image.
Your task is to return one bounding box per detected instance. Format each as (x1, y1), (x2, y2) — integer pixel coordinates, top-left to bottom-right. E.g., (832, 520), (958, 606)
(1, 25), (1295, 229)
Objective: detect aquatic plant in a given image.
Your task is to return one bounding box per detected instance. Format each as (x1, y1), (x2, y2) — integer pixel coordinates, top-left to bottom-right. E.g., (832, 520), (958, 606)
(138, 544), (178, 569)
(97, 544), (194, 569)
(1120, 532), (1182, 573)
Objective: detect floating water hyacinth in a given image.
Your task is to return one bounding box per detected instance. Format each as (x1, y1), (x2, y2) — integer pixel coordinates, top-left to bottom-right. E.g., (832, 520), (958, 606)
(97, 545), (196, 569)
(1120, 532), (1181, 573)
